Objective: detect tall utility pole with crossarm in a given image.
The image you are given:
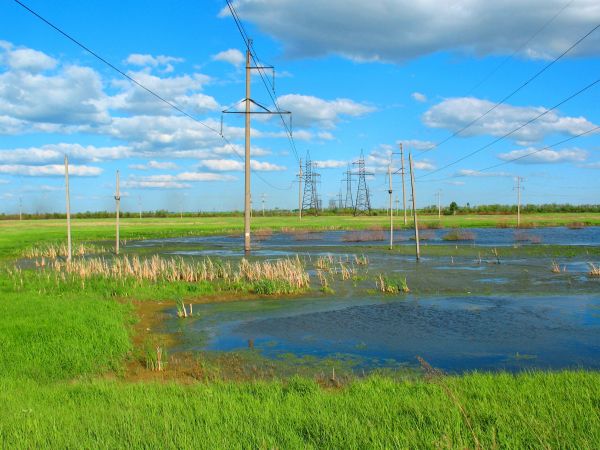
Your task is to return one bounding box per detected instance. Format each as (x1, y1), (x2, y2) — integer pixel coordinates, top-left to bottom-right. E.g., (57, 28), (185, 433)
(222, 41), (291, 253)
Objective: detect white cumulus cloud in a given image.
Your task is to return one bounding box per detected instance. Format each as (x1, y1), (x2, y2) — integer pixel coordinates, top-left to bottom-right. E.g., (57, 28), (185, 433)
(220, 0), (600, 62)
(212, 49), (245, 67)
(277, 94), (375, 129)
(498, 147), (588, 164)
(423, 97), (597, 143)
(0, 164), (102, 177)
(411, 92), (427, 103)
(198, 159), (285, 172)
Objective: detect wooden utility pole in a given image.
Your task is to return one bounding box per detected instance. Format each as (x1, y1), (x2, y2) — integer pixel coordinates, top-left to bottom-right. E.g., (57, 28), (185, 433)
(399, 143), (407, 226)
(222, 42), (290, 252)
(409, 153), (420, 261)
(243, 45), (252, 253)
(64, 155), (72, 262)
(436, 190), (442, 219)
(388, 163), (393, 250)
(514, 177), (524, 227)
(115, 170), (120, 255)
(298, 158), (303, 220)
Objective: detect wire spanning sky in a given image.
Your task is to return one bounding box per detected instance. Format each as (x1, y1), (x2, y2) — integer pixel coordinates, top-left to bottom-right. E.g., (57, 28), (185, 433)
(0, 0), (599, 213)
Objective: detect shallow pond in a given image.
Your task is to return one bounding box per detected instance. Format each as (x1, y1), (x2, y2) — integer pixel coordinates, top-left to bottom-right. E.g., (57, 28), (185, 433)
(162, 293), (600, 373)
(128, 226), (600, 257)
(132, 227), (599, 373)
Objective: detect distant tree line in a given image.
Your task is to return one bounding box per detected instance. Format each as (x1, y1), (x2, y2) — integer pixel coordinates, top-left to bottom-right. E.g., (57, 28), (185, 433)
(419, 203), (600, 215)
(1, 203), (599, 220)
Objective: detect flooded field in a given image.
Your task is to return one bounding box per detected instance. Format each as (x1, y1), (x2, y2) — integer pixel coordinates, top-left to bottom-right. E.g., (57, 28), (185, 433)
(132, 227), (600, 374)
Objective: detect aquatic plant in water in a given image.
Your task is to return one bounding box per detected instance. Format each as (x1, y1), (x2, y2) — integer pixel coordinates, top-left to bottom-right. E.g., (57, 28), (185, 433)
(376, 274), (409, 294)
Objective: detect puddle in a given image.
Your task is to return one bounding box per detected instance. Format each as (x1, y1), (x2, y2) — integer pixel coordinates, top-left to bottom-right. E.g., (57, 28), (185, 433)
(158, 294), (600, 373)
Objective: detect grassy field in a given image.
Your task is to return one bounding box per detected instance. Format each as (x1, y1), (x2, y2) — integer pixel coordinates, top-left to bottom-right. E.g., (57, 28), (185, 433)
(1, 212), (599, 257)
(1, 214), (599, 447)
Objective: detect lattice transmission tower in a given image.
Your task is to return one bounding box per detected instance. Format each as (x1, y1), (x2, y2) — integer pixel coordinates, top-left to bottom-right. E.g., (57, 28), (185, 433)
(301, 153), (321, 215)
(353, 151), (373, 216)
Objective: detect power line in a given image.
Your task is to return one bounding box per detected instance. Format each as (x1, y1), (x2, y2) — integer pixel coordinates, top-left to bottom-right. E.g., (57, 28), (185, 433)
(416, 20), (600, 159)
(13, 0), (291, 192)
(463, 0), (574, 97)
(418, 77), (600, 179)
(225, 0), (300, 163)
(423, 125), (600, 183)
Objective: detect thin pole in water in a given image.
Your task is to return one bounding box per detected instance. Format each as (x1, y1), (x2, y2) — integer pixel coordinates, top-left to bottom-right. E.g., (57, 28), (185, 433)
(399, 143), (407, 226)
(115, 170), (120, 255)
(409, 153), (420, 262)
(64, 154), (72, 262)
(388, 163), (393, 250)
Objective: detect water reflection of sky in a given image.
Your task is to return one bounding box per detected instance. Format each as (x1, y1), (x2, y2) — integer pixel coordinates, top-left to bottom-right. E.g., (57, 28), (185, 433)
(129, 227), (600, 257)
(164, 294), (600, 373)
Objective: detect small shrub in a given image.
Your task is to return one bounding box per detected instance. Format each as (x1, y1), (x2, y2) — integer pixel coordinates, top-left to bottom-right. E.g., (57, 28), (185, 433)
(442, 230), (476, 241)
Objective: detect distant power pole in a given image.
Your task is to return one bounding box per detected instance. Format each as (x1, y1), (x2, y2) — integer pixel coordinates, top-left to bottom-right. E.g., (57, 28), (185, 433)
(138, 195), (142, 219)
(399, 143), (407, 226)
(436, 190), (442, 219)
(64, 155), (72, 262)
(115, 170), (120, 255)
(388, 163), (393, 250)
(514, 177), (524, 227)
(297, 158), (303, 219)
(337, 188), (343, 210)
(409, 153), (420, 262)
(395, 195), (400, 216)
(261, 193), (266, 216)
(19, 197), (22, 221)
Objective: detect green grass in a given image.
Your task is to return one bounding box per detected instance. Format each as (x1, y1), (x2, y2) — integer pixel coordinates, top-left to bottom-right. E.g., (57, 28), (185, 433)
(0, 291), (131, 382)
(0, 372), (598, 448)
(1, 215), (600, 446)
(1, 212), (599, 257)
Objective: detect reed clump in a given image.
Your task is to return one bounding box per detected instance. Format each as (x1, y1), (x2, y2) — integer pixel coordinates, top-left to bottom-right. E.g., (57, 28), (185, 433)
(23, 242), (108, 259)
(146, 345), (167, 371)
(252, 229), (273, 242)
(566, 222), (587, 229)
(442, 230), (476, 241)
(588, 263), (600, 277)
(376, 274), (409, 294)
(176, 298), (193, 318)
(43, 255), (310, 292)
(342, 231), (386, 242)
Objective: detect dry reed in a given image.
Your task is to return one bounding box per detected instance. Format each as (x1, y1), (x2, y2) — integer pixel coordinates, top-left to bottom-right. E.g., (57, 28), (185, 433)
(44, 255), (310, 289)
(23, 243), (108, 259)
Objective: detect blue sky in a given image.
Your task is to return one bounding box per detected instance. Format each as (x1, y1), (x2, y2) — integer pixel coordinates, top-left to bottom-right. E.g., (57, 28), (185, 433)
(0, 0), (599, 213)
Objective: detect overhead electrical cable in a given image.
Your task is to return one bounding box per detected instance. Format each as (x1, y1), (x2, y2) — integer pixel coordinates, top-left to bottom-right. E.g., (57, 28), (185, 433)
(421, 125), (600, 183)
(417, 77), (600, 179)
(414, 20), (600, 159)
(13, 0), (292, 191)
(224, 0), (300, 164)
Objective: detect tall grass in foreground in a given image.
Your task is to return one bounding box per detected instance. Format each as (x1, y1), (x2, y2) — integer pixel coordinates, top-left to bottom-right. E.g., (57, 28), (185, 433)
(1, 371), (598, 448)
